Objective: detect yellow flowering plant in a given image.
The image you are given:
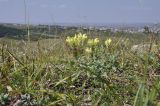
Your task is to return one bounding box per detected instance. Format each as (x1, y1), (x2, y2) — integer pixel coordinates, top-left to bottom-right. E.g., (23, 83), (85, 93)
(66, 33), (87, 47)
(85, 47), (92, 54)
(86, 38), (100, 57)
(66, 33), (88, 58)
(105, 38), (112, 47)
(87, 38), (100, 46)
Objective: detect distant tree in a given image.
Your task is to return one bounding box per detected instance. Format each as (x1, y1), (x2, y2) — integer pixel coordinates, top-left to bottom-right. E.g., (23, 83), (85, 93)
(143, 26), (150, 34)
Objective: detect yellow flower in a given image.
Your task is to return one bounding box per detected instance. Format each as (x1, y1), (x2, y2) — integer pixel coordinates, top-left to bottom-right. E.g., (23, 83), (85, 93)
(87, 38), (99, 46)
(94, 38), (99, 44)
(66, 37), (70, 42)
(77, 33), (87, 42)
(105, 38), (112, 46)
(82, 34), (87, 39)
(66, 33), (87, 46)
(85, 47), (92, 54)
(66, 37), (74, 45)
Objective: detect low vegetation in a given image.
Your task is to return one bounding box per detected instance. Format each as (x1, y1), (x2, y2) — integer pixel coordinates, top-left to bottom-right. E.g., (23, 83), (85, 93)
(0, 30), (160, 105)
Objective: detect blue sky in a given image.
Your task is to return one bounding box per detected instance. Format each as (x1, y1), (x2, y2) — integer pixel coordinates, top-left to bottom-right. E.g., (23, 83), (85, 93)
(0, 0), (159, 24)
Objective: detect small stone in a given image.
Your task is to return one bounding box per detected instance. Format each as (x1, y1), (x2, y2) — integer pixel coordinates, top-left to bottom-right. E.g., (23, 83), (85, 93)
(13, 100), (23, 106)
(6, 86), (13, 92)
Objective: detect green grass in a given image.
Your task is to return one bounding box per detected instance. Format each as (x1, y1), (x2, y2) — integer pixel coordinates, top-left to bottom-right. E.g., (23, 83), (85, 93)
(0, 33), (160, 106)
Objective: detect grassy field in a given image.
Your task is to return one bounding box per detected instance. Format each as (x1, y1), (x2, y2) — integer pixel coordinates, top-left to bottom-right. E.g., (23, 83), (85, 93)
(0, 32), (160, 106)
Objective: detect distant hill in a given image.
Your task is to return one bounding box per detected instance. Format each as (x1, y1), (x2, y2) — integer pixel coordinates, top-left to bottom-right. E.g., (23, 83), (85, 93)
(0, 24), (25, 38)
(0, 23), (78, 40)
(0, 23), (160, 40)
